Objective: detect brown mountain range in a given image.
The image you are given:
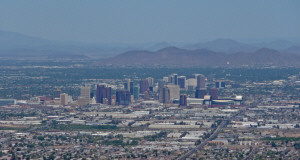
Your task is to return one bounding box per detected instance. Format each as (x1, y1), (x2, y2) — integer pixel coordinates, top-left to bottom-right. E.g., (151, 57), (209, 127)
(98, 47), (300, 67)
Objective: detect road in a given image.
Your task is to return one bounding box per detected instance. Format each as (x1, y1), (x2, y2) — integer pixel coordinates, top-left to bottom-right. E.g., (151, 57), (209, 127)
(178, 106), (248, 160)
(177, 120), (228, 160)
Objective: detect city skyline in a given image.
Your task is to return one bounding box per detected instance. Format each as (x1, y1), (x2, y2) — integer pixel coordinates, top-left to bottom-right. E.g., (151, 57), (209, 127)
(1, 1), (300, 159)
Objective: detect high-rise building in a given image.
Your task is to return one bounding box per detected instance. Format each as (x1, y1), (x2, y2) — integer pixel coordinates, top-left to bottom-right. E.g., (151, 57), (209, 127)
(140, 79), (149, 93)
(196, 75), (206, 89)
(79, 86), (90, 105)
(124, 82), (129, 90)
(173, 74), (178, 85)
(187, 78), (197, 90)
(54, 88), (61, 98)
(158, 80), (167, 98)
(159, 86), (170, 104)
(167, 84), (180, 100)
(124, 79), (130, 89)
(180, 94), (187, 106)
(123, 79), (134, 94)
(133, 86), (139, 100)
(96, 85), (112, 105)
(168, 74), (178, 85)
(178, 76), (186, 89)
(60, 93), (68, 106)
(116, 90), (131, 105)
(195, 88), (207, 99)
(158, 80), (167, 90)
(124, 79), (134, 95)
(146, 77), (154, 86)
(209, 88), (218, 100)
(158, 81), (179, 104)
(163, 77), (169, 82)
(130, 81), (134, 95)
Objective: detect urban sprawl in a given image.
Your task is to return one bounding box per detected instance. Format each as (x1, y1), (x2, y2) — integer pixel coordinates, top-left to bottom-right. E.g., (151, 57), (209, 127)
(1, 68), (300, 160)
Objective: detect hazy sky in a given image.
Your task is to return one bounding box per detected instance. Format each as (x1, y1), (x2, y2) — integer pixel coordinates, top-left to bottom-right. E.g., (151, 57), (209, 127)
(0, 0), (299, 43)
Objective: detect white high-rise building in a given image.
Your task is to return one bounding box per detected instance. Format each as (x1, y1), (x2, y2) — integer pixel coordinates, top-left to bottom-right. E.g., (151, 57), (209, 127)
(147, 77), (154, 86)
(159, 84), (180, 104)
(187, 78), (197, 89)
(166, 84), (180, 100)
(163, 77), (169, 82)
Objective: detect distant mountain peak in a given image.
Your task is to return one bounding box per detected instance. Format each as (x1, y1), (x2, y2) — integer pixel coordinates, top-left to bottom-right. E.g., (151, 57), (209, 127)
(256, 47), (280, 54)
(98, 46), (300, 67)
(157, 46), (183, 52)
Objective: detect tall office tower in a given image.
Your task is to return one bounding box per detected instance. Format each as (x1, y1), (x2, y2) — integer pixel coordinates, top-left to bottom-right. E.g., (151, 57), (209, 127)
(54, 88), (61, 98)
(140, 79), (149, 94)
(96, 85), (105, 104)
(195, 88), (207, 99)
(159, 86), (170, 104)
(124, 79), (134, 95)
(96, 85), (112, 105)
(173, 74), (178, 85)
(166, 84), (180, 101)
(133, 86), (139, 100)
(209, 88), (218, 100)
(146, 77), (154, 86)
(124, 82), (129, 90)
(168, 74), (178, 85)
(157, 80), (167, 96)
(80, 86), (90, 105)
(187, 78), (197, 90)
(180, 94), (187, 106)
(130, 81), (134, 95)
(116, 90), (131, 105)
(123, 79), (130, 90)
(178, 76), (186, 89)
(60, 93), (68, 106)
(158, 80), (167, 89)
(106, 87), (112, 105)
(196, 75), (206, 89)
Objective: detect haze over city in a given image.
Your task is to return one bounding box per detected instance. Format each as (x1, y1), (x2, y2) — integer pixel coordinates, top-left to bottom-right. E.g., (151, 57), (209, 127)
(1, 0), (300, 43)
(1, 1), (300, 160)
